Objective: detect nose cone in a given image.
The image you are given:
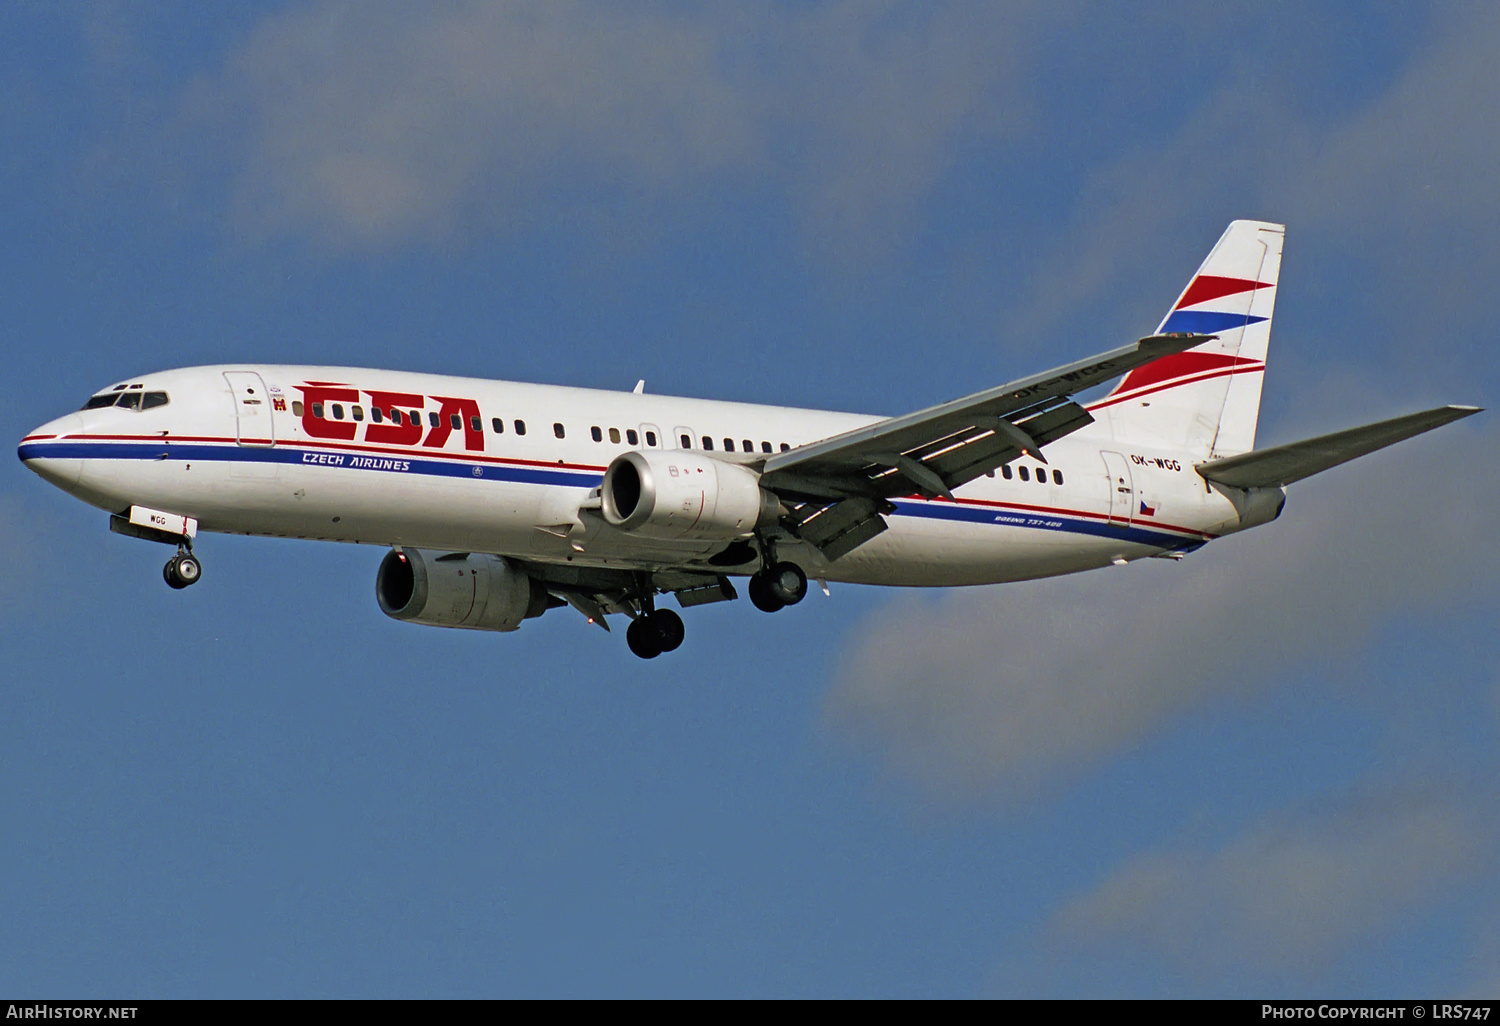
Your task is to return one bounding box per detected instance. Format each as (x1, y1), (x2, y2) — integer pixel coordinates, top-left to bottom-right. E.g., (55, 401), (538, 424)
(18, 413), (84, 490)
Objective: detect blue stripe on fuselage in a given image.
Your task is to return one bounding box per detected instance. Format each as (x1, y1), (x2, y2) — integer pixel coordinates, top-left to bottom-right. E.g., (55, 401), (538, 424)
(19, 439), (598, 488)
(890, 499), (1196, 548)
(20, 439), (1203, 549)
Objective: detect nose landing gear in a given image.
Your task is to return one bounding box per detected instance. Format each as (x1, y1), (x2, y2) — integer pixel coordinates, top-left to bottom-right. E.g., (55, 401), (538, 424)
(163, 546), (202, 589)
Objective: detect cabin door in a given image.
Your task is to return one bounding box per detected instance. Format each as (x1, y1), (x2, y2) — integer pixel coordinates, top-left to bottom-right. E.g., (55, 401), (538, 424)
(224, 371), (275, 447)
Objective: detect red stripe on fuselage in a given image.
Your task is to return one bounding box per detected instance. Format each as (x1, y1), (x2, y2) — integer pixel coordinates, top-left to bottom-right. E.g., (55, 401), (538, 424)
(60, 433), (611, 474)
(52, 434), (1215, 540)
(909, 492), (1211, 539)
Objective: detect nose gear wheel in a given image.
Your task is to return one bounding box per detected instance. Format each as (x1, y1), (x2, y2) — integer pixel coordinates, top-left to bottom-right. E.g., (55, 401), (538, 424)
(164, 552), (202, 589)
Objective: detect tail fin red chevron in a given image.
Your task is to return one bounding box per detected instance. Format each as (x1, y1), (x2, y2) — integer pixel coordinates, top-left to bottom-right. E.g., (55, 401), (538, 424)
(1094, 220), (1284, 458)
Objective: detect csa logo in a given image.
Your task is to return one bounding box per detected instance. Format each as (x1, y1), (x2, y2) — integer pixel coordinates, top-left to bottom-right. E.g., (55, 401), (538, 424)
(295, 383), (485, 453)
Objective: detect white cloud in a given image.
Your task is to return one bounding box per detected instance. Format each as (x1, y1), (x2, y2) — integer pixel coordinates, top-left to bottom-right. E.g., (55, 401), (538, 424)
(996, 5), (1500, 363)
(1287, 5), (1500, 233)
(198, 0), (1050, 254)
(825, 419), (1498, 799)
(1045, 788), (1491, 978)
(819, 8), (1500, 801)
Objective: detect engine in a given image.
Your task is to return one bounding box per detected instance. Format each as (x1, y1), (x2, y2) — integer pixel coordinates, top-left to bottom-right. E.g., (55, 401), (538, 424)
(600, 450), (779, 541)
(376, 547), (551, 632)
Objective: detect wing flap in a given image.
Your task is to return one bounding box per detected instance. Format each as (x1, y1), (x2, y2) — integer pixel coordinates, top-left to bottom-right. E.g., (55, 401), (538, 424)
(786, 496), (894, 561)
(1195, 405), (1481, 488)
(916, 401), (1093, 490)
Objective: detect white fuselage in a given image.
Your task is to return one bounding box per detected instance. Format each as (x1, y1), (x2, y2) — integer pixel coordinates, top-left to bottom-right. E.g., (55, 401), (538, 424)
(20, 365), (1259, 587)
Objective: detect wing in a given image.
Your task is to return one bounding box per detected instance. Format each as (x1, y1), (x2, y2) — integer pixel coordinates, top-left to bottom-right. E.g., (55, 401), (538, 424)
(760, 333), (1214, 560)
(1195, 405), (1482, 489)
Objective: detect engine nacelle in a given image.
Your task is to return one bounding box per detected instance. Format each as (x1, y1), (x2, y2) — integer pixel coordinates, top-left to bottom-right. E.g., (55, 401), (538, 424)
(376, 547), (550, 632)
(600, 450), (779, 541)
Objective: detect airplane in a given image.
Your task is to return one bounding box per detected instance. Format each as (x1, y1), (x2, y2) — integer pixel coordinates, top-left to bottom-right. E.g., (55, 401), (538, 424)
(17, 220), (1481, 658)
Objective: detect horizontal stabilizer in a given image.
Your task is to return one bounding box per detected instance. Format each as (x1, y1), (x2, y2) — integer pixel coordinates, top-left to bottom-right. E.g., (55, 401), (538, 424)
(1195, 405), (1481, 489)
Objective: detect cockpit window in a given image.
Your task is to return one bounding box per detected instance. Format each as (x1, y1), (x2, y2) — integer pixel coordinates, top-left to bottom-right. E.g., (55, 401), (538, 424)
(80, 390), (170, 411)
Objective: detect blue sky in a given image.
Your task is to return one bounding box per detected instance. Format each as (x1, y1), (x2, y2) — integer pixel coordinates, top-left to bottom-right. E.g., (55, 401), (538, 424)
(2, 2), (1497, 997)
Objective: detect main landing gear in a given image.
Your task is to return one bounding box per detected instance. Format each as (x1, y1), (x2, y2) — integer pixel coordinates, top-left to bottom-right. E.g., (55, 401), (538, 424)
(626, 608), (685, 660)
(163, 545), (202, 590)
(747, 560), (807, 613)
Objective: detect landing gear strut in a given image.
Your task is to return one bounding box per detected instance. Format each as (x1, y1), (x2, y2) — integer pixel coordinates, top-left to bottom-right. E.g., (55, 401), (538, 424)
(163, 543), (202, 590)
(626, 608), (686, 659)
(748, 560), (807, 613)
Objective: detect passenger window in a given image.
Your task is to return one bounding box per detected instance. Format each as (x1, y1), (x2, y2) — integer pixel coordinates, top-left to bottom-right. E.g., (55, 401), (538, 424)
(1036, 469), (1047, 485)
(741, 439), (752, 452)
(1001, 464), (1012, 480)
(118, 392), (142, 410)
(370, 407), (383, 423)
(680, 434), (692, 448)
(702, 437), (714, 450)
(312, 402), (324, 419)
(390, 409), (402, 425)
(723, 438), (733, 452)
(292, 400), (304, 417)
(353, 405), (364, 421)
(761, 441), (772, 453)
(1053, 469), (1063, 486)
(553, 422), (565, 439)
(410, 409), (421, 425)
(609, 428), (621, 444)
(780, 443), (790, 452)
(450, 413), (462, 431)
(492, 417), (504, 434)
(515, 420), (526, 435)
(331, 403), (344, 419)
(627, 429), (638, 445)
(469, 415), (481, 433)
(428, 411), (440, 428)
(591, 426), (603, 442)
(1019, 466), (1029, 481)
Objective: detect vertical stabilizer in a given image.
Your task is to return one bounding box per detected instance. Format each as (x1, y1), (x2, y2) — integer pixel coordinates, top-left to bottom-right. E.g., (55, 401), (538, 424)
(1094, 220), (1284, 458)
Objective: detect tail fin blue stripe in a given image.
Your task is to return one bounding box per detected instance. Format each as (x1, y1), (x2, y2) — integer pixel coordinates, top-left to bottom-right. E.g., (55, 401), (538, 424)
(1160, 310), (1269, 334)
